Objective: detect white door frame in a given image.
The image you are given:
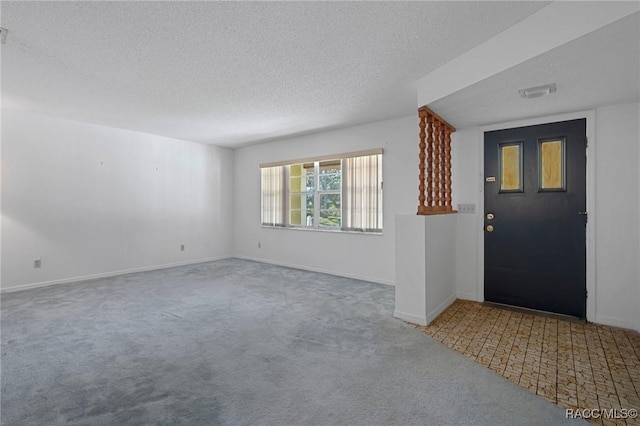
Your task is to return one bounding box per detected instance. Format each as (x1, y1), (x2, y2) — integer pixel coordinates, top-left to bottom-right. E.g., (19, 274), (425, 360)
(477, 110), (596, 322)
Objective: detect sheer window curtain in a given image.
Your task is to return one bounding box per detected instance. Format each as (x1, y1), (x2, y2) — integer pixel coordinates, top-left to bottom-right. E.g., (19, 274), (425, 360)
(343, 154), (382, 232)
(261, 166), (284, 226)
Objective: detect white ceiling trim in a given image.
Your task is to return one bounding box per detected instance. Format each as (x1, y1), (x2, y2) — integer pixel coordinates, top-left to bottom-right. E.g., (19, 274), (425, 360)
(417, 1), (640, 107)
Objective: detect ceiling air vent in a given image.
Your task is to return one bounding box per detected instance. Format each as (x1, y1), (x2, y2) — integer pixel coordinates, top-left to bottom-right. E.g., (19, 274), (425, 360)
(518, 83), (556, 99)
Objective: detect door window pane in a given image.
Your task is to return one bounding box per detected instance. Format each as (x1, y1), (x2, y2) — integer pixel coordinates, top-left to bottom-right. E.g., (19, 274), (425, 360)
(540, 139), (565, 190)
(500, 143), (523, 192)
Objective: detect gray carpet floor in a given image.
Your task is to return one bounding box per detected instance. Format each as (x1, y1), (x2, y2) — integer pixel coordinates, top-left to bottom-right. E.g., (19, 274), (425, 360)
(1, 258), (586, 425)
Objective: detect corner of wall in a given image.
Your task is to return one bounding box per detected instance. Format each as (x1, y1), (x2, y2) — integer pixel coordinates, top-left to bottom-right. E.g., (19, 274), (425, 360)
(637, 102), (640, 334)
(1, 110), (235, 290)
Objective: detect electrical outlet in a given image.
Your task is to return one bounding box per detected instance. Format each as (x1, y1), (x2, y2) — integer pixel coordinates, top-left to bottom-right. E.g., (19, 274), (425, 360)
(180, 244), (185, 251)
(457, 203), (476, 214)
(34, 259), (42, 269)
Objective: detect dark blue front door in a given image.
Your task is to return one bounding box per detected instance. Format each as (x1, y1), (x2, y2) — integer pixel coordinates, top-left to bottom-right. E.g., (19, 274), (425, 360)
(484, 119), (587, 318)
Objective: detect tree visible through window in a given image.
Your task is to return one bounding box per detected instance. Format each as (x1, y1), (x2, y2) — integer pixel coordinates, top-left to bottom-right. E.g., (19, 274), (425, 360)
(260, 150), (382, 233)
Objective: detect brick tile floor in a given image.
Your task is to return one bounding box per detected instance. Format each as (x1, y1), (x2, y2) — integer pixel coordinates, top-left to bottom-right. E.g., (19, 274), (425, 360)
(413, 300), (640, 425)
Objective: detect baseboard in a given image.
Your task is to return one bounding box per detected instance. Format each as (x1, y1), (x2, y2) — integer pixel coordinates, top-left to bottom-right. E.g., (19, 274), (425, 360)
(234, 255), (395, 287)
(456, 291), (478, 301)
(393, 310), (427, 326)
(393, 293), (457, 327)
(1, 256), (231, 293)
(595, 314), (640, 332)
(2, 255), (393, 293)
(426, 293), (457, 324)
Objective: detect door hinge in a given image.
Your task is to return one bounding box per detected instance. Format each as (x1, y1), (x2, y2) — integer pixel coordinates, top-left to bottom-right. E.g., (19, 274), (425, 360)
(578, 211), (588, 224)
(585, 137), (588, 148)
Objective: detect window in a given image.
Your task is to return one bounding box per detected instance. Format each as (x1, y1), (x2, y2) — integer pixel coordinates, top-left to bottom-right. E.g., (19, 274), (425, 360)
(288, 163), (314, 226)
(499, 142), (523, 193)
(260, 149), (383, 233)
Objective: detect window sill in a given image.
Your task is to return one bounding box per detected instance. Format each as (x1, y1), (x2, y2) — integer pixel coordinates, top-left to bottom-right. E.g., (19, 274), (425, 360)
(261, 225), (383, 236)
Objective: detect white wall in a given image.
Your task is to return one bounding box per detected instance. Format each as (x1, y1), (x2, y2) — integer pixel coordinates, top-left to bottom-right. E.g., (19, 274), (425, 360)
(451, 102), (640, 331)
(594, 103), (639, 330)
(451, 128), (482, 301)
(1, 109), (234, 291)
(233, 115), (419, 285)
(394, 215), (457, 325)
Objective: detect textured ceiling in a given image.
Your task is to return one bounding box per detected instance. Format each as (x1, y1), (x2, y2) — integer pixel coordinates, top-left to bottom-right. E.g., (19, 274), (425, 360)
(430, 11), (640, 130)
(1, 1), (551, 147)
